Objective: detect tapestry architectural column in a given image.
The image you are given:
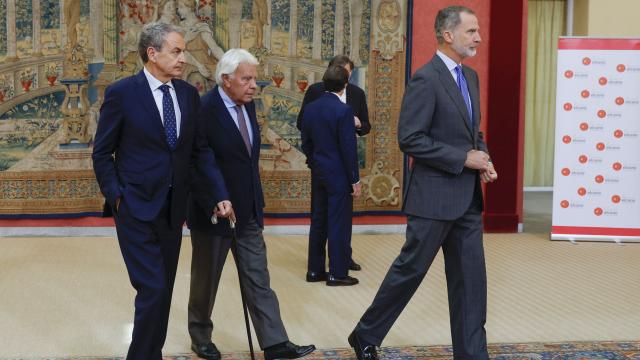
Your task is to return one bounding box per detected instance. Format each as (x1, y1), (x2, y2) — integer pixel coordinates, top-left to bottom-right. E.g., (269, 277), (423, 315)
(60, 0), (67, 46)
(335, 0), (343, 55)
(6, 0), (18, 61)
(312, 0), (322, 60)
(227, 0), (242, 49)
(289, 0), (297, 56)
(102, 0), (117, 64)
(32, 0), (42, 56)
(90, 0), (104, 62)
(264, 0), (272, 50)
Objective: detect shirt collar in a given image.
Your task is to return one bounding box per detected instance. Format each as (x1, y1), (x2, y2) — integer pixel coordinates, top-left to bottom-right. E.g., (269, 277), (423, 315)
(143, 66), (174, 91)
(218, 86), (239, 109)
(436, 50), (461, 72)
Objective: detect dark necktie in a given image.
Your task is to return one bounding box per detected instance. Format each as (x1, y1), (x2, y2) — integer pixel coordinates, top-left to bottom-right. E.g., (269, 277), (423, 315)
(234, 105), (252, 156)
(159, 84), (177, 150)
(454, 65), (473, 129)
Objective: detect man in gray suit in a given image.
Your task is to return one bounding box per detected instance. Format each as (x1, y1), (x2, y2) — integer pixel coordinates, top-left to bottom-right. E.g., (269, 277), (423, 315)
(348, 6), (497, 360)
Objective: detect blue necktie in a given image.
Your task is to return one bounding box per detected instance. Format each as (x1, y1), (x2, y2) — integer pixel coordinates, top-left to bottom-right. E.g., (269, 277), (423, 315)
(159, 84), (177, 150)
(454, 65), (473, 129)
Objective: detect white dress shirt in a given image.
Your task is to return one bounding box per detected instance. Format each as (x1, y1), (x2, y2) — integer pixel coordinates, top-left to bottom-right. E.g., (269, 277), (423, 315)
(143, 67), (182, 136)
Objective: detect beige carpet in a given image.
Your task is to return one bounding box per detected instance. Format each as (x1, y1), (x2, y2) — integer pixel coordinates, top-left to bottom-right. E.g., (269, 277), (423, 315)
(1, 232), (639, 358)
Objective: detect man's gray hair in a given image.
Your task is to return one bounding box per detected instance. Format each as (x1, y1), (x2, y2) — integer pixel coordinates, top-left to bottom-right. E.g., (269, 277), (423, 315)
(138, 22), (184, 63)
(434, 6), (475, 44)
(215, 48), (259, 86)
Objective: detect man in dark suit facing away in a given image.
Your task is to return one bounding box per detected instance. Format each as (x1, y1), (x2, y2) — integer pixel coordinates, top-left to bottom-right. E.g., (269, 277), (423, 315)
(92, 22), (231, 359)
(298, 55), (368, 280)
(186, 48), (316, 360)
(348, 6), (498, 360)
(301, 65), (362, 286)
(297, 55), (370, 137)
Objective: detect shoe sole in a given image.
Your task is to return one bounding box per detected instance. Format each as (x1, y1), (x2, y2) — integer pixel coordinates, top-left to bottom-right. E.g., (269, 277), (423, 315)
(326, 281), (359, 286)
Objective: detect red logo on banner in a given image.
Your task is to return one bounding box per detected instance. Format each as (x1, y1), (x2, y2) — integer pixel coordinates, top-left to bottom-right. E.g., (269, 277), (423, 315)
(578, 187), (587, 196)
(580, 122), (589, 131)
(615, 97), (625, 105)
(594, 207), (603, 216)
(581, 90), (590, 98)
(563, 103), (573, 111)
(595, 175), (604, 183)
(565, 70), (574, 78)
(612, 195), (621, 203)
(563, 135), (572, 144)
(560, 200), (570, 208)
(596, 142), (605, 151)
(599, 77), (608, 86)
(583, 57), (591, 65)
(617, 64), (626, 72)
(579, 155), (588, 163)
(562, 168), (571, 176)
(614, 129), (624, 138)
(597, 110), (606, 118)
(613, 162), (622, 171)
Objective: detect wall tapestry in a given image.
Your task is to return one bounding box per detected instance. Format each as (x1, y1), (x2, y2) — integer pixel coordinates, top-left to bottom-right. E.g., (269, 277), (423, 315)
(0, 0), (406, 217)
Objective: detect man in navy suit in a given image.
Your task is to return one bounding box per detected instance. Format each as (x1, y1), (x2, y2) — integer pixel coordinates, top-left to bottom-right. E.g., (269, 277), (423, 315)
(186, 48), (316, 360)
(349, 6), (498, 360)
(92, 22), (231, 359)
(298, 55), (369, 277)
(301, 65), (362, 286)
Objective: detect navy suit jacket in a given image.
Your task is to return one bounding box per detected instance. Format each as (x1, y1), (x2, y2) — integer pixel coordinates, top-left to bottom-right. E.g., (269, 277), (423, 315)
(187, 86), (265, 235)
(398, 55), (488, 220)
(297, 82), (370, 136)
(92, 71), (228, 228)
(301, 92), (360, 192)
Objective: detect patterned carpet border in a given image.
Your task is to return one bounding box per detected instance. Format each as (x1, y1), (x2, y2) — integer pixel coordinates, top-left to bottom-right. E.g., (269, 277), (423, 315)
(4, 341), (639, 359)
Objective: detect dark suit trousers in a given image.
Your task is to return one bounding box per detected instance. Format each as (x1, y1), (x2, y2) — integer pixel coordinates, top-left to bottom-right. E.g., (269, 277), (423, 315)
(307, 174), (353, 278)
(354, 194), (488, 360)
(114, 194), (183, 360)
(188, 216), (288, 350)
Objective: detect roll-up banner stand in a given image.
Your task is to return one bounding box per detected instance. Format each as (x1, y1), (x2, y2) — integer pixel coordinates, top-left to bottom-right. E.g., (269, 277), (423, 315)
(551, 37), (640, 243)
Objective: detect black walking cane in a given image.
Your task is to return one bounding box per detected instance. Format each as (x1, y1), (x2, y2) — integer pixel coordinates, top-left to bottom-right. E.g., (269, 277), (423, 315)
(211, 213), (256, 360)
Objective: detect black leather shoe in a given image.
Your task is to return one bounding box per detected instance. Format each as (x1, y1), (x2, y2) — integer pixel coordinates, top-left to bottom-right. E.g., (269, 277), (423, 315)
(264, 341), (316, 360)
(191, 342), (221, 360)
(349, 261), (362, 271)
(306, 271), (327, 282)
(326, 274), (359, 286)
(348, 331), (378, 360)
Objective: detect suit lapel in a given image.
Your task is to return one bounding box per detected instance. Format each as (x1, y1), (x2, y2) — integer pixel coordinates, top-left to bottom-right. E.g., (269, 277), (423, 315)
(463, 66), (480, 134)
(174, 80), (189, 148)
(212, 87), (252, 158)
(134, 71), (166, 144)
(432, 56), (473, 138)
(245, 101), (261, 158)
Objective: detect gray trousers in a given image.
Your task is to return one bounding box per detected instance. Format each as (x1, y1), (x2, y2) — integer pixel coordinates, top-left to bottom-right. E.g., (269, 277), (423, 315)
(188, 216), (288, 349)
(354, 196), (488, 360)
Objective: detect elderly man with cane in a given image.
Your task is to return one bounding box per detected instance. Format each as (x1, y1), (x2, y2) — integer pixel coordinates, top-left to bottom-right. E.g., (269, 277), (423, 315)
(186, 48), (316, 360)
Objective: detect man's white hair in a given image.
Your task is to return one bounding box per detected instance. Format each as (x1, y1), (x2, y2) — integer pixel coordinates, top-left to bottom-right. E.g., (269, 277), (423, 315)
(215, 48), (259, 86)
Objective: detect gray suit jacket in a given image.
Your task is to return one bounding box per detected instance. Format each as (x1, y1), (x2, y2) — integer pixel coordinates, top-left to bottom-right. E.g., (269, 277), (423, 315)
(399, 55), (488, 220)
